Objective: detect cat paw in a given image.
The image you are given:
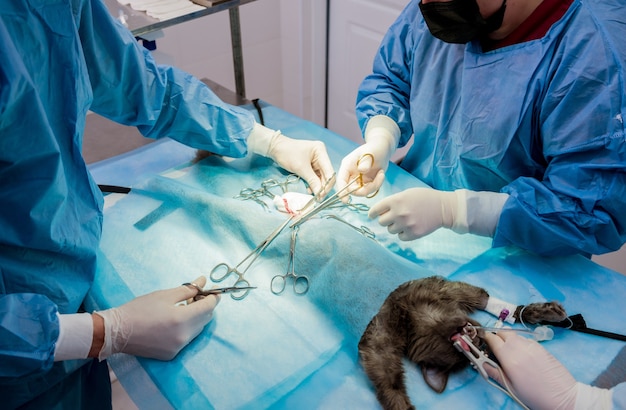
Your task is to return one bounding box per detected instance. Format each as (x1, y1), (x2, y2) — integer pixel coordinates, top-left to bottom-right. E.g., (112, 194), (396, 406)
(518, 301), (567, 324)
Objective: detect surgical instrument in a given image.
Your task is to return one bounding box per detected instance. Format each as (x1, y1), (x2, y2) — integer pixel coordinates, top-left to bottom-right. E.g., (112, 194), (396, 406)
(234, 174), (302, 211)
(289, 154), (376, 228)
(210, 174), (340, 299)
(210, 178), (332, 299)
(289, 174), (362, 228)
(271, 226), (309, 295)
(325, 198), (370, 213)
(451, 325), (530, 410)
(182, 282), (257, 300)
(261, 174), (301, 194)
(321, 215), (376, 240)
(209, 215), (295, 300)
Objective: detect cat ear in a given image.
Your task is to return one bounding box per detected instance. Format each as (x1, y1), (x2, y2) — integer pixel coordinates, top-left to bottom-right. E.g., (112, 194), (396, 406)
(421, 366), (449, 393)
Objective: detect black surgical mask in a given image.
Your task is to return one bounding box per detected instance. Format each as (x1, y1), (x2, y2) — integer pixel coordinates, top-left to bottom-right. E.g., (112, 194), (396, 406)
(419, 0), (507, 44)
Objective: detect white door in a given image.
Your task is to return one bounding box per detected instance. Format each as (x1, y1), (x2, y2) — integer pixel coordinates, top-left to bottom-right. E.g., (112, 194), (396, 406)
(326, 0), (406, 156)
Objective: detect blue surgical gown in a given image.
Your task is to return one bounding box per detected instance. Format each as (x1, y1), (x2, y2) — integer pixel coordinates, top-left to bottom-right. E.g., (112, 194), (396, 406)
(0, 0), (255, 406)
(357, 0), (626, 256)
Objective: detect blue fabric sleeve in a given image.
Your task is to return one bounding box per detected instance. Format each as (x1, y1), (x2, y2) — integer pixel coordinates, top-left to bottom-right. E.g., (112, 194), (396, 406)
(76, 0), (255, 158)
(0, 294), (58, 379)
(355, 1), (418, 147)
(494, 8), (626, 256)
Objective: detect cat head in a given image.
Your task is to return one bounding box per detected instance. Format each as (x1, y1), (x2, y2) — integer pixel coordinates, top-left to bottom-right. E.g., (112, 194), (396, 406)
(408, 312), (484, 393)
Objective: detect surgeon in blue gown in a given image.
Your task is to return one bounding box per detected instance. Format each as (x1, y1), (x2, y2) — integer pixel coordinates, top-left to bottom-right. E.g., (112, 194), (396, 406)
(337, 0), (626, 258)
(0, 0), (334, 408)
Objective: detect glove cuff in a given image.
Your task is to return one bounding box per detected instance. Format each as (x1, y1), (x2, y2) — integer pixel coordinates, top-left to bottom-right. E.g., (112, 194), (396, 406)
(247, 122), (281, 157)
(53, 313), (93, 361)
(573, 382), (613, 410)
(96, 308), (131, 361)
(364, 115), (401, 153)
(451, 190), (509, 237)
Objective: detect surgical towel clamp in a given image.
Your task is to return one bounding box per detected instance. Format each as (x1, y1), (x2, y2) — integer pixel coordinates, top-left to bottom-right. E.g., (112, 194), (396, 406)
(271, 226), (309, 295)
(261, 174), (301, 194)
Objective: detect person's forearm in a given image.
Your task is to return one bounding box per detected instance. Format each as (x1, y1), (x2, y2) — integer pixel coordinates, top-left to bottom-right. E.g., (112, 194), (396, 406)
(89, 313), (105, 359)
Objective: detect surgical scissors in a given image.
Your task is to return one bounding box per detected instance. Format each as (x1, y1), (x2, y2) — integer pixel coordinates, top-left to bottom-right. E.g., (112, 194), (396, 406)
(271, 226), (309, 295)
(182, 282), (257, 300)
(210, 215), (296, 300)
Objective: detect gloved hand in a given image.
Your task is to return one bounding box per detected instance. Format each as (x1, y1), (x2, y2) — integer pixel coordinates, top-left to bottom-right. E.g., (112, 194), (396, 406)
(483, 331), (613, 410)
(336, 115), (400, 200)
(95, 276), (219, 361)
(248, 123), (334, 198)
(368, 188), (509, 240)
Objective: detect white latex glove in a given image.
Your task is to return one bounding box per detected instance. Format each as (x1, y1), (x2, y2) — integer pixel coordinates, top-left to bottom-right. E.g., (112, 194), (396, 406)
(368, 188), (509, 240)
(248, 123), (334, 198)
(336, 115), (400, 200)
(484, 331), (613, 410)
(95, 276), (219, 361)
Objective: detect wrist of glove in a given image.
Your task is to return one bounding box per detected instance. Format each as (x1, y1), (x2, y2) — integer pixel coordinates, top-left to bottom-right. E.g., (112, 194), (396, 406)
(247, 122), (280, 157)
(95, 278), (219, 361)
(368, 188), (509, 241)
(452, 189), (509, 236)
(247, 122), (334, 198)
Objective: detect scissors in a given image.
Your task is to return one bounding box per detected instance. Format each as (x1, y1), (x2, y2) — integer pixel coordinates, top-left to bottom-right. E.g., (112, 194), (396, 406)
(271, 226), (309, 295)
(209, 216), (293, 300)
(182, 282), (257, 300)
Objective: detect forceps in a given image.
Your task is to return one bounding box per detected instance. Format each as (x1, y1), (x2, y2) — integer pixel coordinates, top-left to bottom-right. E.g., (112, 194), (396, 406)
(209, 215), (295, 300)
(289, 154), (376, 228)
(290, 173), (364, 228)
(271, 226), (309, 295)
(321, 215), (376, 240)
(210, 177), (331, 299)
(261, 174), (301, 194)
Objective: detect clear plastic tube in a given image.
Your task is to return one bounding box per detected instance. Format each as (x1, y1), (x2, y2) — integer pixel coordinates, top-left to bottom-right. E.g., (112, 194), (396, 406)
(473, 326), (554, 341)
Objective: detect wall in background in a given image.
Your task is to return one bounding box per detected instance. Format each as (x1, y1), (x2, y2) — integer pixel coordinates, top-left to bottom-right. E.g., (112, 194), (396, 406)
(146, 0), (325, 125)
